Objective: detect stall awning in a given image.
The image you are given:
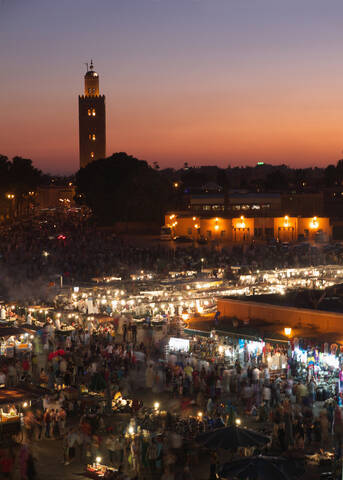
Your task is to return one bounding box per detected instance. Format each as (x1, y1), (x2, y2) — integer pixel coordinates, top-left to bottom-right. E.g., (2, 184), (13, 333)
(0, 384), (50, 405)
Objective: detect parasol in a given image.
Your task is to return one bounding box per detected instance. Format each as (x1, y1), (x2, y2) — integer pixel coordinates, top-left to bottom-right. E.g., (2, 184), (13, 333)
(220, 455), (304, 480)
(196, 425), (270, 450)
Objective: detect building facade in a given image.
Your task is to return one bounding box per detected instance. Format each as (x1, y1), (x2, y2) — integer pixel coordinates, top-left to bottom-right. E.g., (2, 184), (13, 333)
(165, 213), (331, 243)
(36, 185), (76, 209)
(186, 191), (324, 218)
(78, 61), (106, 169)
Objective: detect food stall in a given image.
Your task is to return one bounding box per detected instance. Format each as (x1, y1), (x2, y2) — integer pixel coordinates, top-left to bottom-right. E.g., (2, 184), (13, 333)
(86, 460), (117, 478)
(0, 384), (49, 439)
(0, 326), (35, 357)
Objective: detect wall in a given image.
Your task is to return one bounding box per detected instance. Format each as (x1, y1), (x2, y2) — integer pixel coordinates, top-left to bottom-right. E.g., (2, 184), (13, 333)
(298, 217), (331, 240)
(79, 95), (106, 168)
(164, 213), (332, 243)
(200, 217), (231, 240)
(36, 186), (76, 209)
(274, 216), (297, 242)
(232, 216), (254, 242)
(217, 298), (343, 335)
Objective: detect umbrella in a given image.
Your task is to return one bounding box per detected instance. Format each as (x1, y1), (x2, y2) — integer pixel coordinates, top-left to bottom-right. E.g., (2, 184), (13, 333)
(48, 349), (66, 360)
(220, 455), (304, 480)
(196, 426), (269, 450)
(0, 326), (27, 337)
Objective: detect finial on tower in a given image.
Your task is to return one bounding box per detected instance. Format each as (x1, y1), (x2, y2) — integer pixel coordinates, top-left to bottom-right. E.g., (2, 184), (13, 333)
(90, 59), (94, 70)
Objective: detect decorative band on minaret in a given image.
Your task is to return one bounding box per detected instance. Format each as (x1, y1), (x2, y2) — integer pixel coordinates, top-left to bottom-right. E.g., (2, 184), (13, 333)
(78, 60), (106, 169)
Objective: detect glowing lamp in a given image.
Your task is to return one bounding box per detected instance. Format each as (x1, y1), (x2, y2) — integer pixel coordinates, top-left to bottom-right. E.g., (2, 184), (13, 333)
(310, 216), (319, 229)
(284, 327), (292, 337)
(197, 411), (203, 418)
(192, 216), (196, 221)
(154, 401), (160, 410)
(128, 426), (134, 435)
(181, 313), (189, 321)
(235, 418), (241, 426)
(283, 215), (289, 227)
(23, 402), (28, 408)
(236, 216), (246, 229)
(95, 456), (102, 464)
(214, 224), (219, 231)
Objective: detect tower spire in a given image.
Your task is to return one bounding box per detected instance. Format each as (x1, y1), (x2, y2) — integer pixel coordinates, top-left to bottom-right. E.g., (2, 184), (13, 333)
(79, 61), (106, 168)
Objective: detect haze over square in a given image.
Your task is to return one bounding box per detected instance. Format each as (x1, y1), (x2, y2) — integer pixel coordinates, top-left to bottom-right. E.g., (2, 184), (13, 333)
(2, 0), (343, 173)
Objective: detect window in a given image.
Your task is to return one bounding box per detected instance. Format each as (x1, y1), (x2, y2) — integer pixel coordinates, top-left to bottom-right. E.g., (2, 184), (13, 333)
(89, 134), (96, 141)
(241, 204), (250, 210)
(87, 108), (96, 116)
(88, 109), (91, 116)
(251, 204), (261, 210)
(90, 152), (95, 158)
(232, 205), (241, 210)
(261, 204), (271, 209)
(220, 230), (226, 238)
(212, 205), (224, 211)
(92, 108), (96, 116)
(88, 88), (92, 94)
(203, 205), (211, 211)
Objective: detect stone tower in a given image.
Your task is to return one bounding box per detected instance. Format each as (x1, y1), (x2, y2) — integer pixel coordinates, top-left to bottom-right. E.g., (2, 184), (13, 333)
(78, 60), (106, 169)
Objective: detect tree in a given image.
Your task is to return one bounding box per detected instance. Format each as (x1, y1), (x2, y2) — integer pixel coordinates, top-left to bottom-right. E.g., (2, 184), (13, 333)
(0, 156), (10, 194)
(0, 155), (41, 217)
(8, 157), (42, 215)
(336, 159), (343, 185)
(265, 169), (289, 191)
(324, 164), (336, 187)
(75, 152), (173, 224)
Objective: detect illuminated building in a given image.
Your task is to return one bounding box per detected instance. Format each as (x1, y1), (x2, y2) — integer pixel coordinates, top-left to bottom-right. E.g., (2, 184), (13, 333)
(164, 213), (332, 243)
(78, 60), (106, 169)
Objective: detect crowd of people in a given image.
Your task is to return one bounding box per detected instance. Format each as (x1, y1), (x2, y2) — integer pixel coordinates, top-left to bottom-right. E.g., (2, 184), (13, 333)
(1, 212), (343, 478)
(0, 313), (341, 479)
(0, 211), (342, 294)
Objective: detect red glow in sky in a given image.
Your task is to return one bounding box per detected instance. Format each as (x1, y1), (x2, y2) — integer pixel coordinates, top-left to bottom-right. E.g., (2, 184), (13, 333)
(1, 0), (343, 173)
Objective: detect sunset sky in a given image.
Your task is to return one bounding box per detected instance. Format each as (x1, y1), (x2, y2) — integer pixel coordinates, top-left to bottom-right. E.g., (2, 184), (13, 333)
(2, 0), (343, 174)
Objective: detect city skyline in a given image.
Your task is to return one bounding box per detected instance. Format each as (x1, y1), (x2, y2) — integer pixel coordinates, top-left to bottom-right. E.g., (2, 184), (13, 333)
(2, 0), (343, 174)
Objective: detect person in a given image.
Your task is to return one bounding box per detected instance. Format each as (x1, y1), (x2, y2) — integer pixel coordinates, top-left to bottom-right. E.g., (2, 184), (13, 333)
(252, 366), (260, 384)
(19, 444), (29, 480)
(35, 410), (43, 440)
(209, 451), (218, 480)
(26, 451), (36, 480)
(44, 409), (51, 438)
(105, 432), (116, 464)
(39, 368), (48, 385)
(7, 363), (16, 386)
(0, 449), (14, 479)
(0, 370), (6, 386)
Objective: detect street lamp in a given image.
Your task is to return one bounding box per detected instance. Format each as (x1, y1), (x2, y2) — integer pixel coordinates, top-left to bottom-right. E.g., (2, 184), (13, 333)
(5, 194), (15, 218)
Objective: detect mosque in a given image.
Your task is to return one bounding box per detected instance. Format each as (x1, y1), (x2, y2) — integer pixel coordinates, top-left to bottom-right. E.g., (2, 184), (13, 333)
(78, 61), (106, 169)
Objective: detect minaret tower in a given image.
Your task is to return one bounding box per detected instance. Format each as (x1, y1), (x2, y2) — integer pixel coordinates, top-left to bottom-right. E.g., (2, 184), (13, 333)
(78, 60), (106, 168)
